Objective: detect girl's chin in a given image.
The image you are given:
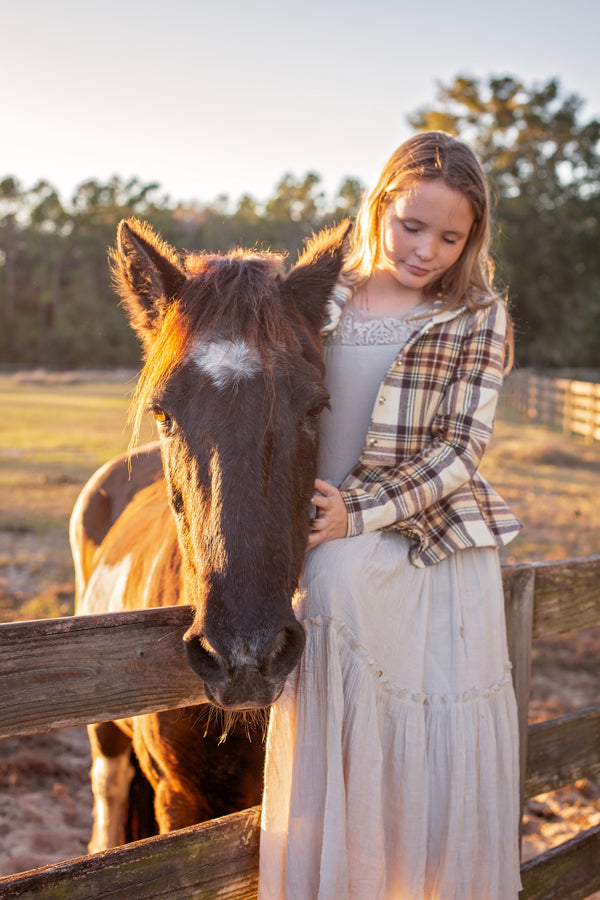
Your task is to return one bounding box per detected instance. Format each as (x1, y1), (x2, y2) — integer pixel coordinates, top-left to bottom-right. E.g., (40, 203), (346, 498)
(394, 266), (434, 288)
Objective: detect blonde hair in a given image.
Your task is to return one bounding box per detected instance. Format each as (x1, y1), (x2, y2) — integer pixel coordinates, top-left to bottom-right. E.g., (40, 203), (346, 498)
(342, 131), (513, 367)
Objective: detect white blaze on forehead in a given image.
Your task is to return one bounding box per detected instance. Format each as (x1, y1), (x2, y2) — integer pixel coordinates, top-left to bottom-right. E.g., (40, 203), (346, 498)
(192, 338), (262, 388)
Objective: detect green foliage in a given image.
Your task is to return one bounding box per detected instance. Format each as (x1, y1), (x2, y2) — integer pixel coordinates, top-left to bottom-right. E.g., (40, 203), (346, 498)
(0, 174), (362, 369)
(409, 75), (600, 367)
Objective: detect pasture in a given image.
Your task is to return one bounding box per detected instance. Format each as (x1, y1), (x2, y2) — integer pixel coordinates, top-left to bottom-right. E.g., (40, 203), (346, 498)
(0, 372), (148, 621)
(0, 372), (599, 880)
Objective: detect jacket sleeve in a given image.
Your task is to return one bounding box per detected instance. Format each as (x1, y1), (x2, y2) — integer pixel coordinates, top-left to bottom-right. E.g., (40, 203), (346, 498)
(339, 301), (508, 537)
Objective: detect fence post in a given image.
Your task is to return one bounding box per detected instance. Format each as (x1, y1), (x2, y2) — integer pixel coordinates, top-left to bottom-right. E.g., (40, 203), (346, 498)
(503, 566), (535, 850)
(562, 379), (573, 436)
(590, 384), (600, 444)
(527, 374), (537, 420)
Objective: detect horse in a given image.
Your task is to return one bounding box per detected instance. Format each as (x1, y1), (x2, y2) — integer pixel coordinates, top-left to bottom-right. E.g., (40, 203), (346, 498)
(70, 216), (349, 851)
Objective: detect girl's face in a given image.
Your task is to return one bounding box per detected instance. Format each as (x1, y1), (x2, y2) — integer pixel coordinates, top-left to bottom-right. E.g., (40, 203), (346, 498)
(377, 179), (474, 294)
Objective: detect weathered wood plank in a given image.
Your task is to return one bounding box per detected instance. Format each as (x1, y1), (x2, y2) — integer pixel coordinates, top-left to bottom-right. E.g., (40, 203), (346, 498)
(2, 557), (597, 741)
(502, 566), (535, 815)
(0, 806), (261, 900)
(525, 706), (600, 799)
(529, 556), (600, 637)
(520, 825), (600, 900)
(0, 608), (207, 739)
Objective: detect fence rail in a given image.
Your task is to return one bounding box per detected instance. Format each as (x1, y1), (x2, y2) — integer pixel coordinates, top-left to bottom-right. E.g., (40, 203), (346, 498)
(0, 556), (599, 899)
(504, 371), (600, 443)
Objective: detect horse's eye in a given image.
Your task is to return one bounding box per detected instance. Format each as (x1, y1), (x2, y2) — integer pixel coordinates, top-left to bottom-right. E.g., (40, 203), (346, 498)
(151, 406), (171, 426)
(307, 402), (327, 419)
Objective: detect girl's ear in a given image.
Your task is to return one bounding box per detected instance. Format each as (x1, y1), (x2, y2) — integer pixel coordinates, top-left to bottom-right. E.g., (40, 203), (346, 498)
(110, 218), (187, 345)
(283, 221), (352, 331)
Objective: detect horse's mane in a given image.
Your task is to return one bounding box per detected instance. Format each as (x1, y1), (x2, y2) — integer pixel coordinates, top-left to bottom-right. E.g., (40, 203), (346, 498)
(129, 248), (298, 445)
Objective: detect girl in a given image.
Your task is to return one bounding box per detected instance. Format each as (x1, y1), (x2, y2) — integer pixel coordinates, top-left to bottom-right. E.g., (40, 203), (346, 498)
(259, 132), (523, 899)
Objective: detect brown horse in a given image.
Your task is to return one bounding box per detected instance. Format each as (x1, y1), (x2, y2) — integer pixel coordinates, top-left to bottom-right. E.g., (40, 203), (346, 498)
(70, 217), (348, 851)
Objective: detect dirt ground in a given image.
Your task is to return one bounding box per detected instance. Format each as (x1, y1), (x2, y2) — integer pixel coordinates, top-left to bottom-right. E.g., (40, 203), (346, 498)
(0, 727), (93, 877)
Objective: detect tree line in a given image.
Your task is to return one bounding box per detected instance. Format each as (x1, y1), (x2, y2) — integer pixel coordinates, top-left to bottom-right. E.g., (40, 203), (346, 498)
(1, 74), (599, 370)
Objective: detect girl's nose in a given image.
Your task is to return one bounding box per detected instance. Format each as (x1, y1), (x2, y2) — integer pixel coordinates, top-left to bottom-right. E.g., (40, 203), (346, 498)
(415, 238), (436, 260)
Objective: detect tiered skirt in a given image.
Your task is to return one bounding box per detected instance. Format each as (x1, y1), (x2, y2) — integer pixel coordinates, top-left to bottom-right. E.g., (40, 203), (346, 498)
(259, 532), (521, 899)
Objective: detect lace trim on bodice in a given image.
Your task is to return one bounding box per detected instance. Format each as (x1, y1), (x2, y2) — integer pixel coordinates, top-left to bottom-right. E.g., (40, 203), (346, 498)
(327, 307), (429, 346)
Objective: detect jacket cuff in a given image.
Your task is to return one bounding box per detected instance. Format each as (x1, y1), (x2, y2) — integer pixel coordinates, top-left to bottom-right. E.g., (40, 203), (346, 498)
(340, 489), (399, 537)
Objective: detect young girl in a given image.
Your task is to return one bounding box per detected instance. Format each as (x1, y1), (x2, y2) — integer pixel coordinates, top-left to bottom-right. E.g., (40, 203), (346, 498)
(258, 132), (523, 899)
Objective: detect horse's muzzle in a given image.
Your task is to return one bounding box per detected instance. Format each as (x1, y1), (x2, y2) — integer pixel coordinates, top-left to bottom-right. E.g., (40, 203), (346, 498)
(183, 620), (306, 709)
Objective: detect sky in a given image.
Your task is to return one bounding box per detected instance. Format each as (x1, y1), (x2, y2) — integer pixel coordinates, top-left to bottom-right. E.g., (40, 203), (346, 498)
(2, 0), (600, 209)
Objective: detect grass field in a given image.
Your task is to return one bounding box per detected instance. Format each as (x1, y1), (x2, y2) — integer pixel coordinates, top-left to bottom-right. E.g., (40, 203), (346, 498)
(0, 372), (150, 620)
(480, 402), (600, 565)
(1, 371), (599, 621)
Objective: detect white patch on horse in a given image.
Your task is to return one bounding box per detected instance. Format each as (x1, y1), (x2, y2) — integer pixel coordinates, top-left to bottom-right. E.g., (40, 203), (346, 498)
(193, 338), (262, 388)
(88, 750), (135, 853)
(78, 554), (133, 616)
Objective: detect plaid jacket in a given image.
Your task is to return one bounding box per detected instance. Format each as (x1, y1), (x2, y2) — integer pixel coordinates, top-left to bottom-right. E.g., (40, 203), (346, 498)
(322, 288), (522, 567)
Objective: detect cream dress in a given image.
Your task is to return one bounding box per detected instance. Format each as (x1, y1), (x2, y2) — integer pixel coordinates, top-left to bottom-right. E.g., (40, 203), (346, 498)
(258, 304), (521, 900)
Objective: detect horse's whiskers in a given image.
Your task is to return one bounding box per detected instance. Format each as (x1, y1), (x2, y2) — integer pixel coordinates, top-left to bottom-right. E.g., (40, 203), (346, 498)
(191, 703), (270, 742)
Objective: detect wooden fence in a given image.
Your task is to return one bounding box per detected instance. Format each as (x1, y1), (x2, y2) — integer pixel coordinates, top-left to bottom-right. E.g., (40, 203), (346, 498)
(504, 371), (600, 444)
(0, 557), (599, 899)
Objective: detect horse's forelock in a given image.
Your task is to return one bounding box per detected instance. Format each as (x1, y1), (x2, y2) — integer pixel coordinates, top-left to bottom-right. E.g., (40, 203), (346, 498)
(181, 250), (292, 357)
(177, 252), (303, 393)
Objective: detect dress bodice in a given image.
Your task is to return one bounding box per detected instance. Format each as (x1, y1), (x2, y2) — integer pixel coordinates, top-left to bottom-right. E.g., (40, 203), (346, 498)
(317, 302), (430, 487)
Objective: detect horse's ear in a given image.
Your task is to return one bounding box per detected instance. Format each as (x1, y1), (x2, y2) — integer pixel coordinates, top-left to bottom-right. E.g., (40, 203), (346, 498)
(283, 220), (352, 331)
(110, 218), (187, 344)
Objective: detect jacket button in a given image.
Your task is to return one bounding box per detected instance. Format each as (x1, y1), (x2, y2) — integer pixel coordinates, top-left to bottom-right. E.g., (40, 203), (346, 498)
(396, 360), (403, 367)
(378, 396), (386, 404)
(369, 438), (378, 446)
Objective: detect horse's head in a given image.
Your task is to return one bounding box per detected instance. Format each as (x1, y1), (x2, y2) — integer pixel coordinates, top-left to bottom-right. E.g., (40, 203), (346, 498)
(112, 218), (349, 709)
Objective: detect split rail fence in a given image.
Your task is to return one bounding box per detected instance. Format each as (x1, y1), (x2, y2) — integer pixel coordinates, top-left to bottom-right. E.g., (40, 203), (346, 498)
(0, 556), (599, 899)
(504, 371), (600, 444)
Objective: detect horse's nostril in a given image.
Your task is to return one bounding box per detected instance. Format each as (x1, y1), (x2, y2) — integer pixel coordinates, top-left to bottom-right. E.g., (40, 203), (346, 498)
(184, 633), (224, 682)
(262, 622), (306, 681)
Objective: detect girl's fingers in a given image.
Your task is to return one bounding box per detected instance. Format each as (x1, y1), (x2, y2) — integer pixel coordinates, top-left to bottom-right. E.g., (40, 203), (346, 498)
(308, 480), (347, 549)
(314, 478), (336, 496)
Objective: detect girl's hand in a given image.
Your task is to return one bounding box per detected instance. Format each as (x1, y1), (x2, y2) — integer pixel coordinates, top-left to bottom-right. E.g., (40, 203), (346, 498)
(307, 479), (348, 549)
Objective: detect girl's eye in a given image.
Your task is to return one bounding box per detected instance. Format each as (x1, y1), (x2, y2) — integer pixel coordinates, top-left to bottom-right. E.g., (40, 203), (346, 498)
(443, 236), (458, 245)
(402, 222), (418, 234)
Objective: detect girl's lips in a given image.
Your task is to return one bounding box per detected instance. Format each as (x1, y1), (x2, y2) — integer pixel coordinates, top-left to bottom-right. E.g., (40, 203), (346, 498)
(406, 264), (430, 277)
